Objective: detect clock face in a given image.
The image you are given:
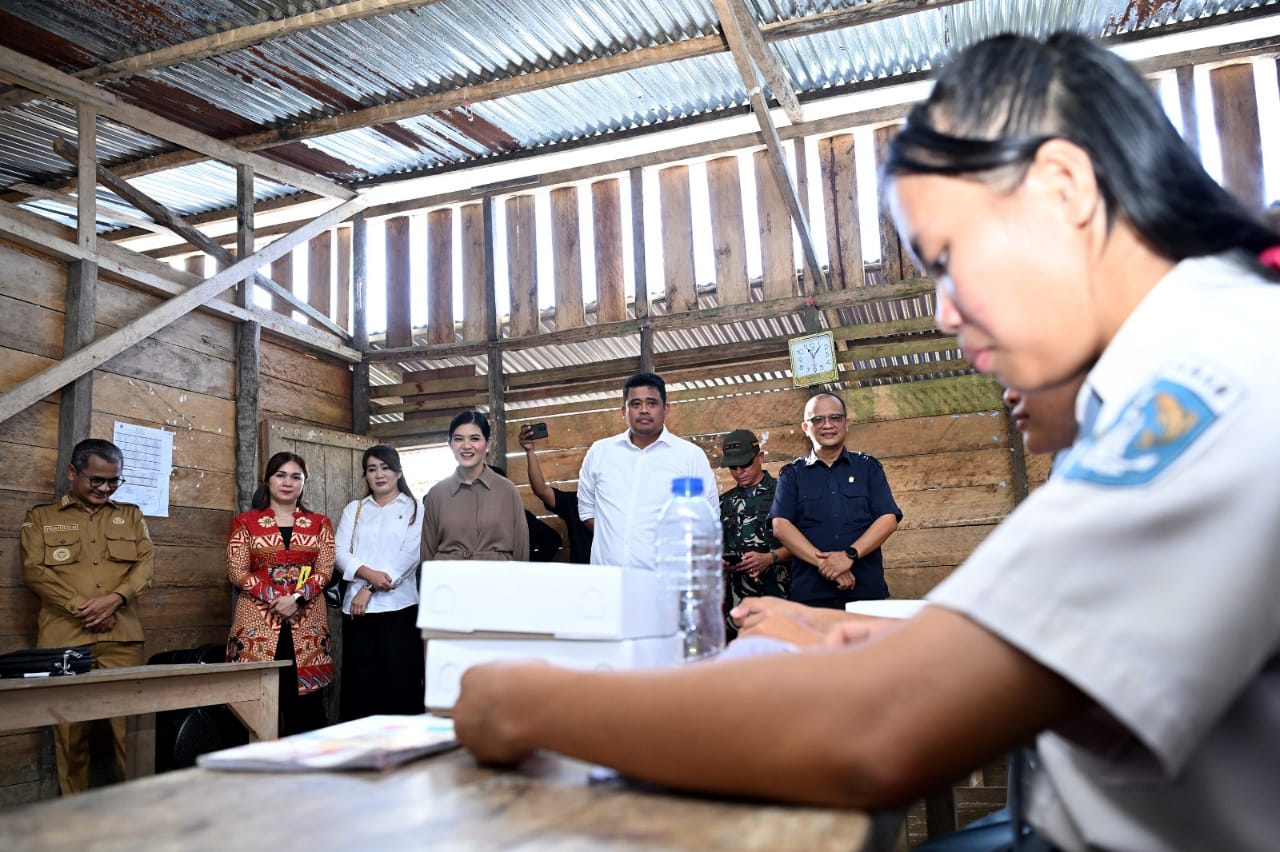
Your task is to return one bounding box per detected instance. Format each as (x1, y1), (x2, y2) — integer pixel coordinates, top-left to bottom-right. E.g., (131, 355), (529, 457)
(788, 332), (838, 386)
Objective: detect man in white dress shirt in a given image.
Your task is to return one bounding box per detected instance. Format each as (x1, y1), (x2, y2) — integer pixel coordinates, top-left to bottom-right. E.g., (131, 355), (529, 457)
(577, 372), (718, 570)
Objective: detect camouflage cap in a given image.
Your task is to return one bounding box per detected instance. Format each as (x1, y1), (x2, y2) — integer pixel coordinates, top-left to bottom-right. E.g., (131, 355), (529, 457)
(720, 429), (761, 467)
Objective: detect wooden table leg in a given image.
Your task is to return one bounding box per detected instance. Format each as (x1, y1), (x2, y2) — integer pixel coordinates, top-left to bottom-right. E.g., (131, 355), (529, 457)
(125, 712), (156, 779)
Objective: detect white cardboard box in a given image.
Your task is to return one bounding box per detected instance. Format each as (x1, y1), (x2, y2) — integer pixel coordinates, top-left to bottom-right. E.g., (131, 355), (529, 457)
(417, 560), (677, 640)
(424, 635), (684, 711)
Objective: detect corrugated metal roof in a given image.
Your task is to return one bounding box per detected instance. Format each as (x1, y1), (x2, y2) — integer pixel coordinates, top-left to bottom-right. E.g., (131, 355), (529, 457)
(1, 0), (1272, 233)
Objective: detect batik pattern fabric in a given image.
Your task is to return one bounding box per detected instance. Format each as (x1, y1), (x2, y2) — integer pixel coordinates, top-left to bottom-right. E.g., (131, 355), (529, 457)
(226, 507), (335, 695)
(719, 471), (789, 639)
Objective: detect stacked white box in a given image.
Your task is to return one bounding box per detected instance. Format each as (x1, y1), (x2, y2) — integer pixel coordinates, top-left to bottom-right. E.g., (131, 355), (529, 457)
(417, 561), (681, 710)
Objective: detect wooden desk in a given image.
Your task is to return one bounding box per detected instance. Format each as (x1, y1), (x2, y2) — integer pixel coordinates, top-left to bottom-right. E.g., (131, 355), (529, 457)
(0, 748), (898, 851)
(0, 661), (287, 776)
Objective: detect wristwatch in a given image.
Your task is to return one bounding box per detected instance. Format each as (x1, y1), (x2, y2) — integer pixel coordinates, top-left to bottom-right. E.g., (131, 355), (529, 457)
(843, 546), (859, 563)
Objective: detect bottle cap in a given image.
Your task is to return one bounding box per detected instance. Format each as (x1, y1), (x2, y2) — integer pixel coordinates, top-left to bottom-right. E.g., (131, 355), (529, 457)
(670, 477), (703, 497)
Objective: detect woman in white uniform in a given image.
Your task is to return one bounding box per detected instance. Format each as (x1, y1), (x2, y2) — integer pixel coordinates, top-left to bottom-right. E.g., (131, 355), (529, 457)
(451, 32), (1280, 851)
(335, 444), (424, 720)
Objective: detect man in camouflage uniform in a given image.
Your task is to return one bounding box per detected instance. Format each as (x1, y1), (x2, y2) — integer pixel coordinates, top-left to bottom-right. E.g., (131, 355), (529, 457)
(21, 438), (154, 794)
(718, 430), (790, 641)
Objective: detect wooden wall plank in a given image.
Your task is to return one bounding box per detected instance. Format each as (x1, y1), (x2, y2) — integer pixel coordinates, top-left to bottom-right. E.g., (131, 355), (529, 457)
(268, 251), (292, 318)
(591, 179), (627, 324)
(550, 186), (586, 330)
(658, 164), (698, 313)
(1209, 63), (1265, 209)
(755, 148), (794, 300)
(307, 229), (332, 324)
(506, 194), (539, 337)
(92, 370), (234, 437)
(818, 133), (862, 289)
(460, 203), (489, 342)
(101, 335), (235, 399)
(881, 524), (993, 569)
(706, 155), (750, 305)
(336, 224), (352, 333)
(385, 215), (412, 349)
(873, 124), (904, 284)
(427, 208), (454, 345)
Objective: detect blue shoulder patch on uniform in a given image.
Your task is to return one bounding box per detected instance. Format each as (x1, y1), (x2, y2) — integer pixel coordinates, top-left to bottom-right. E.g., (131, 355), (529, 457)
(1062, 377), (1225, 487)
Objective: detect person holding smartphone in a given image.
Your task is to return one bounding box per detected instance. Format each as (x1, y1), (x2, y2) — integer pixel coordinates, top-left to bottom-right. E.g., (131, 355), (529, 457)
(519, 421), (593, 564)
(717, 429), (790, 640)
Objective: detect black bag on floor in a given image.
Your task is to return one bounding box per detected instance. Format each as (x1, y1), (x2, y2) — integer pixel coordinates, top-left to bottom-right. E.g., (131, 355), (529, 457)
(0, 646), (93, 678)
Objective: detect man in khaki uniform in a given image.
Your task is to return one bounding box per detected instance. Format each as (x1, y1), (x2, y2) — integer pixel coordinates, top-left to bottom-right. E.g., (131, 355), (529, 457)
(20, 438), (154, 794)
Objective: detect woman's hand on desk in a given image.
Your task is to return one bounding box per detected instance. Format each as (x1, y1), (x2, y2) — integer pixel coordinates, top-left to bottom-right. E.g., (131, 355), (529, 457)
(455, 659), (550, 765)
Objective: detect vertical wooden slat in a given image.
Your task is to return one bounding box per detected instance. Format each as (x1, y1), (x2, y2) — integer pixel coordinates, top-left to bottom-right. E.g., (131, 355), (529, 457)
(76, 105), (95, 256)
(873, 124), (904, 285)
(461, 203), (489, 342)
(819, 133), (862, 290)
(629, 167), (650, 322)
(269, 252), (293, 318)
(385, 215), (412, 349)
(506, 194), (538, 338)
(307, 230), (332, 326)
(484, 197), (507, 464)
(793, 137), (813, 292)
(56, 260), (96, 497)
(336, 224), (352, 332)
(351, 213), (370, 435)
(706, 155), (749, 305)
(1209, 63), (1264, 210)
(754, 149), (793, 301)
(659, 164), (697, 313)
(184, 255), (204, 278)
(1175, 65), (1199, 157)
(427, 208), (454, 345)
(550, 186), (585, 330)
(591, 178), (626, 323)
(236, 165), (254, 309)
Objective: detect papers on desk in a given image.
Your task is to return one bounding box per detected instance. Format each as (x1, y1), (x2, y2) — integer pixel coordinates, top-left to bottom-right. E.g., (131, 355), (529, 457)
(197, 714), (458, 772)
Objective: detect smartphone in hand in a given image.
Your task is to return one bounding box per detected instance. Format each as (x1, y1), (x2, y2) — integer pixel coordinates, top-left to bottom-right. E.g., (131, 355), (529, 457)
(524, 422), (549, 440)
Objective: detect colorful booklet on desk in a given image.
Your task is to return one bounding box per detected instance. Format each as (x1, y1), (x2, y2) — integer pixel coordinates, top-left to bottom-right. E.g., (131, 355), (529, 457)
(197, 714), (458, 772)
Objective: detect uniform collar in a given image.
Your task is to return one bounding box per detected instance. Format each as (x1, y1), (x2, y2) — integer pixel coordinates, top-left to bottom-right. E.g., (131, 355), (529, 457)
(803, 447), (852, 467)
(58, 492), (118, 513)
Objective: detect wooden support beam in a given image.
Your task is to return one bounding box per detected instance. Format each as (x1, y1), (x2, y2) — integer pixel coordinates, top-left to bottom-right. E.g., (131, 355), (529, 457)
(874, 124), (905, 284)
(0, 195), (368, 426)
(234, 164), (260, 510)
(629, 167), (649, 321)
(0, 199), (359, 361)
(483, 197), (506, 464)
(235, 320), (261, 512)
(352, 213), (371, 435)
(712, 0), (803, 123)
(53, 137), (349, 338)
(0, 46), (355, 201)
(336, 224), (353, 333)
(755, 149), (795, 301)
(76, 106), (96, 256)
(55, 260), (97, 497)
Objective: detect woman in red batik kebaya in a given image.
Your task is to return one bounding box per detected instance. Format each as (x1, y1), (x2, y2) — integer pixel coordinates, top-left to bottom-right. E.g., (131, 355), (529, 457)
(226, 451), (335, 735)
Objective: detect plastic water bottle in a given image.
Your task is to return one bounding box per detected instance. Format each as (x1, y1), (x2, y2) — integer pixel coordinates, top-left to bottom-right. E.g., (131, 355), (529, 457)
(654, 476), (725, 661)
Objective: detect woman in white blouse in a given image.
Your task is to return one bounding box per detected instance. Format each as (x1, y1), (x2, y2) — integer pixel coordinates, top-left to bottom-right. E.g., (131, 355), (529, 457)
(334, 445), (425, 720)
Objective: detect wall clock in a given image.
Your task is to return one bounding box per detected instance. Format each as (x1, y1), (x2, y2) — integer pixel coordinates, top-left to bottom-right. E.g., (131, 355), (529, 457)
(788, 331), (839, 387)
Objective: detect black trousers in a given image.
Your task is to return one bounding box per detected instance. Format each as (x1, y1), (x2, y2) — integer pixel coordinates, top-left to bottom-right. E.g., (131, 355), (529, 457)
(274, 622), (328, 736)
(340, 605), (425, 721)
